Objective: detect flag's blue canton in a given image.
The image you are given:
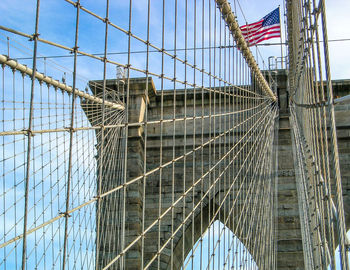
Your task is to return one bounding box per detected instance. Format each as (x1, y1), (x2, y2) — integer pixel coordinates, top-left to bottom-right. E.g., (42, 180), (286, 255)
(262, 8), (280, 27)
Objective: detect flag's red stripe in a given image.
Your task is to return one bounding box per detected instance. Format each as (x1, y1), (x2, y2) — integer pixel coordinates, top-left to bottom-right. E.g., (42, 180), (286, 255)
(240, 19), (263, 29)
(249, 36), (280, 46)
(241, 23), (263, 34)
(242, 25), (280, 39)
(242, 24), (280, 35)
(245, 30), (281, 44)
(251, 33), (281, 44)
(241, 23), (280, 38)
(248, 34), (281, 46)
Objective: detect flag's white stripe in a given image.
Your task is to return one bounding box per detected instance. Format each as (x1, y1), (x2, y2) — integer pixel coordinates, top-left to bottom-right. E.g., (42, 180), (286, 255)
(248, 34), (281, 46)
(246, 30), (281, 44)
(240, 19), (263, 30)
(241, 23), (280, 37)
(241, 24), (263, 34)
(244, 23), (280, 35)
(243, 25), (280, 40)
(243, 27), (280, 39)
(241, 21), (265, 32)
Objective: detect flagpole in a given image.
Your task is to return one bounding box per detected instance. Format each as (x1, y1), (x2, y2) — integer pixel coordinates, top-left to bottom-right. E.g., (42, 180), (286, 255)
(279, 5), (284, 69)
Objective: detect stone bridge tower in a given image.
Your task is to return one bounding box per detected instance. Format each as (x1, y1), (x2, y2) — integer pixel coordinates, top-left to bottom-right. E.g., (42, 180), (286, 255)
(84, 77), (278, 269)
(83, 74), (350, 269)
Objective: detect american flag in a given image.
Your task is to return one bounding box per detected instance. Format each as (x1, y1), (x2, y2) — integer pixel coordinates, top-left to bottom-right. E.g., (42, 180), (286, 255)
(240, 8), (281, 46)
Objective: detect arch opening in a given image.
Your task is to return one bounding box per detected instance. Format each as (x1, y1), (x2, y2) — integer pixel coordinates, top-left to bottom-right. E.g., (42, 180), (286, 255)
(181, 220), (258, 270)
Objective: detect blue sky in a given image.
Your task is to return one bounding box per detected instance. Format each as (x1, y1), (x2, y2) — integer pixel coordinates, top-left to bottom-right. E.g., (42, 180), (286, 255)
(0, 0), (348, 96)
(233, 0), (350, 79)
(0, 0), (349, 85)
